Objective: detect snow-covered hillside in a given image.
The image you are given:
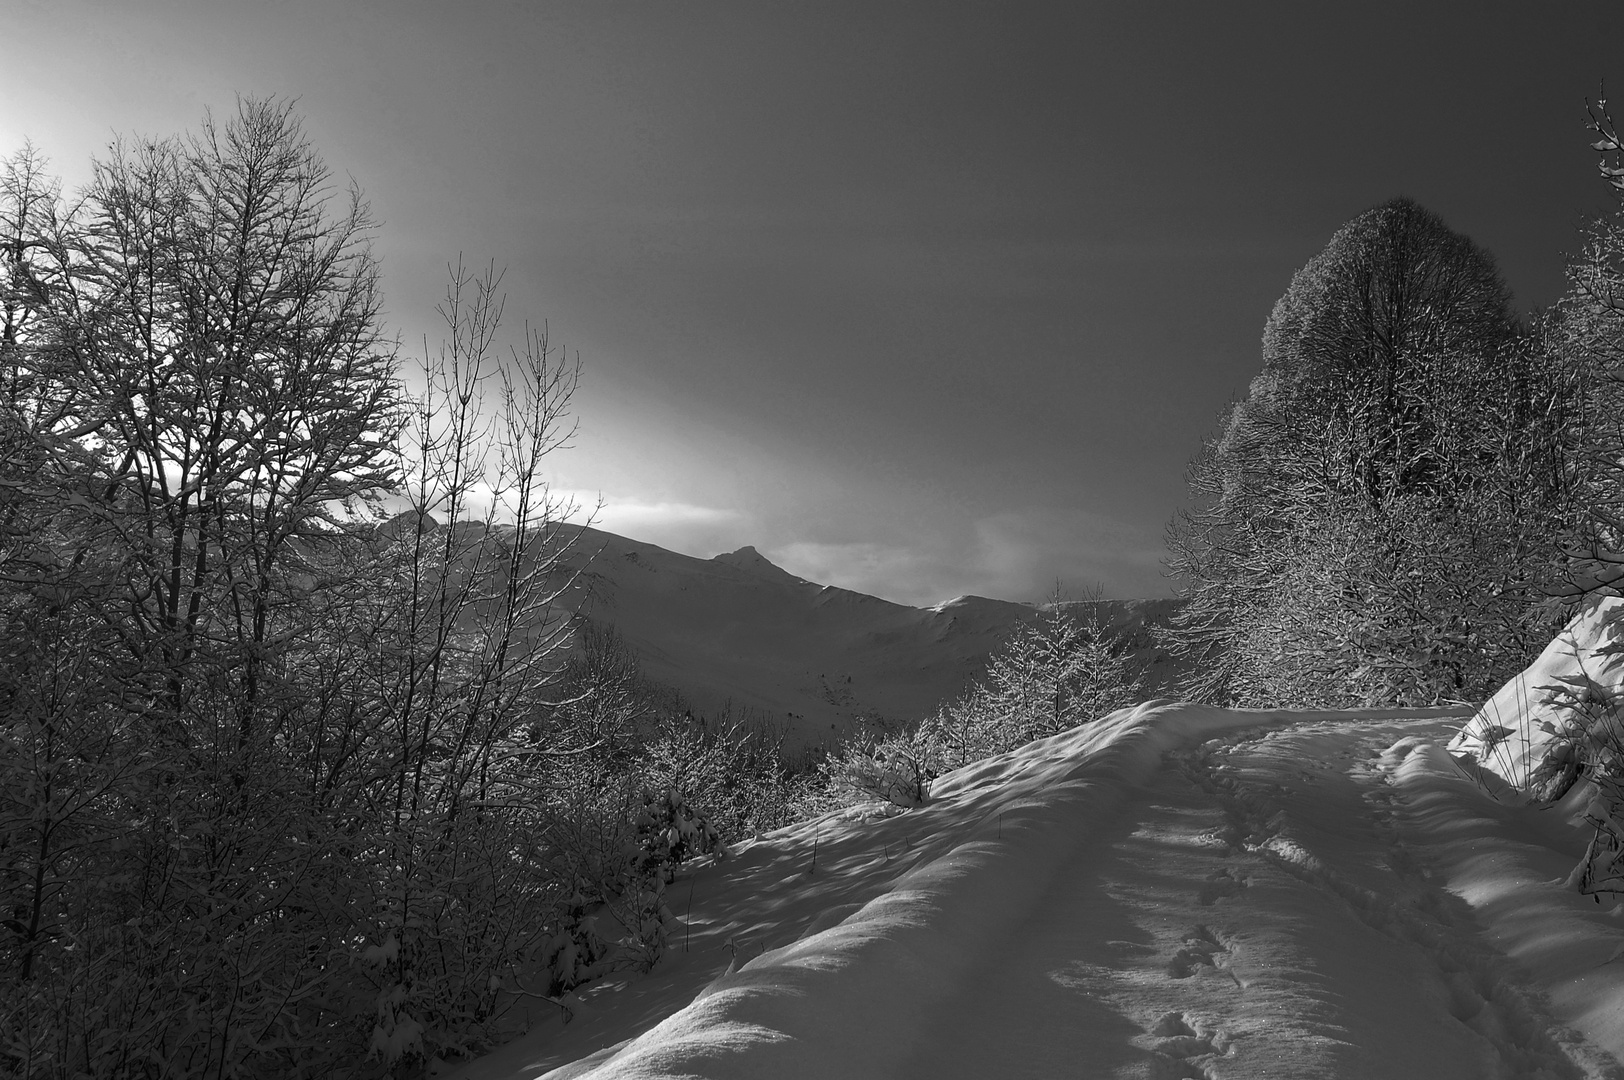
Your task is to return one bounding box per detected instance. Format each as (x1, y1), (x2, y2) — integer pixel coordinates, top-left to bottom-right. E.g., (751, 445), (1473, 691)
(448, 698), (1624, 1080)
(553, 524), (1179, 749)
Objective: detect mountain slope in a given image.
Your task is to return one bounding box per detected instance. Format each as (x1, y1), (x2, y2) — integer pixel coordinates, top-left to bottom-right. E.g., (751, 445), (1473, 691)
(554, 525), (1176, 749)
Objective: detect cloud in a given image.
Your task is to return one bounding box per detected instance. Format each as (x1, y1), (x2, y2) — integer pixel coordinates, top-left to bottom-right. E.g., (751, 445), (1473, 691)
(967, 508), (1169, 603)
(569, 491), (755, 560)
(591, 497), (743, 530)
(766, 506), (1170, 609)
(772, 541), (944, 606)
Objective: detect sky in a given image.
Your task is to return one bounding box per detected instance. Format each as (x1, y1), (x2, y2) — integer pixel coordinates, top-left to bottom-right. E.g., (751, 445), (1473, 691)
(5, 2), (1624, 606)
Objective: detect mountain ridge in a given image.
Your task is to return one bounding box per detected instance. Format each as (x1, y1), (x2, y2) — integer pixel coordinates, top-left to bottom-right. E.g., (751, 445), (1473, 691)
(547, 523), (1178, 749)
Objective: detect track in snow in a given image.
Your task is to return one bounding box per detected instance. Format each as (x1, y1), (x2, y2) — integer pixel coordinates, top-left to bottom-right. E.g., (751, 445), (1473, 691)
(904, 717), (1597, 1078)
(460, 707), (1624, 1080)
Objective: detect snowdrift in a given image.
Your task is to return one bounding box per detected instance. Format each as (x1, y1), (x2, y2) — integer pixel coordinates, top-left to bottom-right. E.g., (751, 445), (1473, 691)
(1450, 595), (1624, 800)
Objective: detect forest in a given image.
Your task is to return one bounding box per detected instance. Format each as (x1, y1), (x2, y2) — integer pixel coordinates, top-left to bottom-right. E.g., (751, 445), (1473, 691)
(4, 94), (1624, 1077)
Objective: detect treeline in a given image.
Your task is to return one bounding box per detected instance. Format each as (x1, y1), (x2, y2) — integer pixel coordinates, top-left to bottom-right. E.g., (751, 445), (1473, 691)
(1166, 102), (1624, 709)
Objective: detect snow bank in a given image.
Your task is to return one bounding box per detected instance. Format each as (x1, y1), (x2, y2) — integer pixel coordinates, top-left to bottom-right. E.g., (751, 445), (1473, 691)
(1450, 596), (1624, 799)
(1384, 736), (1624, 1069)
(451, 702), (1624, 1079)
(542, 702), (1361, 1080)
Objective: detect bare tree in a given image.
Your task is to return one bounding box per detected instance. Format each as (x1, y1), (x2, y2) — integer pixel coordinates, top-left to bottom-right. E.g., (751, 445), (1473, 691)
(67, 100), (401, 739)
(1, 98), (759, 1078)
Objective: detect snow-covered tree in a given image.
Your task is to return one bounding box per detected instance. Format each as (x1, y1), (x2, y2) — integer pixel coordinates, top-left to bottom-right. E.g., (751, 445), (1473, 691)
(0, 102), (595, 1077)
(982, 601), (1144, 741)
(904, 600), (1148, 777)
(1169, 199), (1575, 706)
(1553, 97), (1624, 600)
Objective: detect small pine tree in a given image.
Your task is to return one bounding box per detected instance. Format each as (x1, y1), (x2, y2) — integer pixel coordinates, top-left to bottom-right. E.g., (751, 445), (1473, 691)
(912, 596), (1149, 775)
(983, 600), (1146, 741)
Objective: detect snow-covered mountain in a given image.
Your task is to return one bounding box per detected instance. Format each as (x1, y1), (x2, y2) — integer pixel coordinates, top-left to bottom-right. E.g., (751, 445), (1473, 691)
(552, 524), (1180, 750)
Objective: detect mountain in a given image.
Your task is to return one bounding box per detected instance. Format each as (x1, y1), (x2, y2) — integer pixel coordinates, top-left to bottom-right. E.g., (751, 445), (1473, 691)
(548, 525), (1178, 750)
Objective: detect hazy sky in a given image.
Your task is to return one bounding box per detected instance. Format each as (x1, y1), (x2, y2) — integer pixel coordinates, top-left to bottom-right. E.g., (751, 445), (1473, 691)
(6, 2), (1623, 605)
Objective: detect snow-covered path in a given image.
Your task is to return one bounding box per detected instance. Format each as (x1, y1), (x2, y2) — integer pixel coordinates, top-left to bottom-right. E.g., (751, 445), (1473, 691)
(455, 705), (1624, 1080)
(904, 718), (1586, 1078)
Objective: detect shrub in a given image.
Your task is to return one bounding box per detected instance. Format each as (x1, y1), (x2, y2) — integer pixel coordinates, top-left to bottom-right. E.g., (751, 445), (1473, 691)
(821, 729), (937, 808)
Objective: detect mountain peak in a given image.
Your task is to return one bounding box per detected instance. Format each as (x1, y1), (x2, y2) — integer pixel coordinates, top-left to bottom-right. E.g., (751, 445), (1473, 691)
(710, 544), (806, 585)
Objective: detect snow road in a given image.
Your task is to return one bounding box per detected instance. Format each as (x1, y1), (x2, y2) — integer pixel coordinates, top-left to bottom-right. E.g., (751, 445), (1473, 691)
(454, 704), (1624, 1080)
(904, 717), (1604, 1078)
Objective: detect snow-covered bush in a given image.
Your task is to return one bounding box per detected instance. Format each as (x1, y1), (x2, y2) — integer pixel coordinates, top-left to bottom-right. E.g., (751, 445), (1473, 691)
(1577, 775), (1624, 897)
(519, 762), (734, 999)
(546, 627), (836, 841)
(1218, 495), (1564, 709)
(538, 892), (612, 997)
(1520, 622), (1624, 899)
(1450, 596), (1624, 793)
(630, 786), (728, 882)
(605, 787), (721, 968)
(822, 729), (937, 807)
(634, 703), (806, 840)
(1450, 596), (1624, 898)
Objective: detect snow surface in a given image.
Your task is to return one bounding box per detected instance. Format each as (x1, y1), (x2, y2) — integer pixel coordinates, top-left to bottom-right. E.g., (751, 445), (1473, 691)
(1451, 596), (1624, 798)
(448, 701), (1624, 1079)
